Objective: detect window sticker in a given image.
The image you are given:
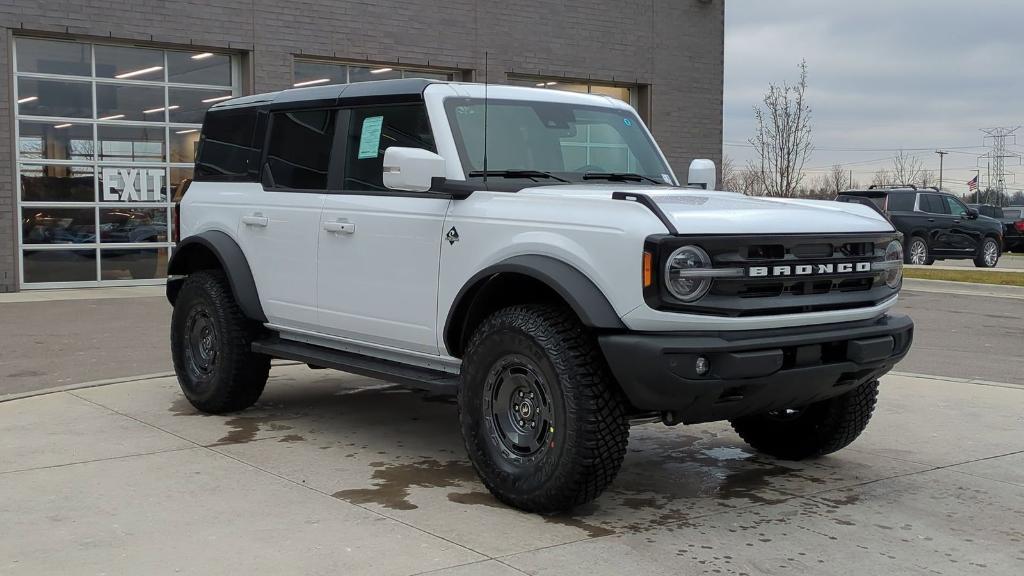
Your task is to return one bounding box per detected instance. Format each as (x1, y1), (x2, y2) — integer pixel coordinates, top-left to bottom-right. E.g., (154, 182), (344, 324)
(358, 116), (384, 159)
(623, 118), (633, 127)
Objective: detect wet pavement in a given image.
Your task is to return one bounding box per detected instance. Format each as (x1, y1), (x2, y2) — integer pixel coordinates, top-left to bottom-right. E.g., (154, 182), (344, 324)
(1, 365), (1022, 575)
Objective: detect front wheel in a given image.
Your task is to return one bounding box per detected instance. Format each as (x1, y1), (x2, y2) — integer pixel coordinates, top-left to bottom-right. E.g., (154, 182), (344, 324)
(730, 380), (879, 460)
(170, 270), (270, 413)
(974, 237), (1000, 268)
(458, 305), (629, 513)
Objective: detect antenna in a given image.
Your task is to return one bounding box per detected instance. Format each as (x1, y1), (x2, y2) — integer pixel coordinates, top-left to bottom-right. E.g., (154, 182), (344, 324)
(483, 51), (489, 185)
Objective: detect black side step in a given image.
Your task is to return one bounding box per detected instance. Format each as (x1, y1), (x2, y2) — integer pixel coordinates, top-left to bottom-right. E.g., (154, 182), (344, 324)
(252, 338), (459, 395)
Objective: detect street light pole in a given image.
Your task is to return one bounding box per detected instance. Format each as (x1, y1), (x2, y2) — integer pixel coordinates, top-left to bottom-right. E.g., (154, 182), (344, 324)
(935, 150), (948, 191)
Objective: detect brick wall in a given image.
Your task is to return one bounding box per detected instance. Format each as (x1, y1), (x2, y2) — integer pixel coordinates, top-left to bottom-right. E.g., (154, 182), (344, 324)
(0, 0), (723, 291)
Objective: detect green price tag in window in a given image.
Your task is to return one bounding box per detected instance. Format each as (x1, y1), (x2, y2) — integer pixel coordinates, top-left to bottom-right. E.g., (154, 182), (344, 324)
(358, 116), (384, 159)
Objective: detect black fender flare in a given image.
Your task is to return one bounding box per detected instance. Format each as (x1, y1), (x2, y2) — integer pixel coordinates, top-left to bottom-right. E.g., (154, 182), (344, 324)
(443, 255), (626, 356)
(166, 231), (267, 323)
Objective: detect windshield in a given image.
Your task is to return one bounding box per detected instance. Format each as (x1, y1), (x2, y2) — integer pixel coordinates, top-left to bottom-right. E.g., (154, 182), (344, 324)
(444, 98), (676, 185)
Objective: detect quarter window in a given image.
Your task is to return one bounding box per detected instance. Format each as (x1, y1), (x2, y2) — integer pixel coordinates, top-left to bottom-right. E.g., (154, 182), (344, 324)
(195, 109), (259, 180)
(342, 105), (435, 191)
(265, 109), (336, 190)
(886, 193), (914, 212)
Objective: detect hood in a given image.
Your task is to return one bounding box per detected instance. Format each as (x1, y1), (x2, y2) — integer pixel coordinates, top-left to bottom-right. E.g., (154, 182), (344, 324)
(517, 184), (894, 235)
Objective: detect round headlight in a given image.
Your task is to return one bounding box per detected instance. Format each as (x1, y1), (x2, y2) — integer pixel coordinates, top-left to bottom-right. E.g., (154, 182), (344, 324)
(665, 245), (713, 302)
(883, 240), (904, 288)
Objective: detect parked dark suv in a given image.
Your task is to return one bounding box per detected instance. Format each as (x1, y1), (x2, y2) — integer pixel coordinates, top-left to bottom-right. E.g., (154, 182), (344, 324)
(837, 185), (1003, 267)
(968, 204), (1024, 253)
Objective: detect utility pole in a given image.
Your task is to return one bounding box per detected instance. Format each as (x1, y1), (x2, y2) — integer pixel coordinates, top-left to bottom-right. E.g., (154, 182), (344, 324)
(935, 150), (948, 191)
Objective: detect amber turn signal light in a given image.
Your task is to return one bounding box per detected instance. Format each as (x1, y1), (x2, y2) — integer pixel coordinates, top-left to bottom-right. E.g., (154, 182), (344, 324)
(642, 251), (653, 288)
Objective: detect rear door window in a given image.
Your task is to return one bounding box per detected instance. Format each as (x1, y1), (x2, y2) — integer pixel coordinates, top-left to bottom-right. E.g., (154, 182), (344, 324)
(919, 194), (949, 214)
(264, 109), (336, 190)
(341, 105), (435, 191)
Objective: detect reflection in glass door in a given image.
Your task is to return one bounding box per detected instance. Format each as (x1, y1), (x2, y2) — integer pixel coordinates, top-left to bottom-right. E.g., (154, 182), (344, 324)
(13, 37), (239, 287)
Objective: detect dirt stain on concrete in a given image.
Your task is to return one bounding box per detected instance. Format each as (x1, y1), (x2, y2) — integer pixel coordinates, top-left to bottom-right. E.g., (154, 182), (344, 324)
(332, 459), (477, 511)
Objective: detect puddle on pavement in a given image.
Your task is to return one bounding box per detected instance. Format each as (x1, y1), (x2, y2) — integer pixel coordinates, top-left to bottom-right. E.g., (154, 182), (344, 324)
(168, 396), (301, 446)
(332, 458), (477, 511)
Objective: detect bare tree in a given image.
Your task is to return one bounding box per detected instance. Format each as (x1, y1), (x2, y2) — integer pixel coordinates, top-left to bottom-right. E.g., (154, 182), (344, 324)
(827, 163), (850, 195)
(891, 150), (922, 185)
(918, 170), (935, 189)
(735, 169), (762, 196)
(871, 168), (892, 187)
(747, 60), (813, 197)
(720, 154), (738, 192)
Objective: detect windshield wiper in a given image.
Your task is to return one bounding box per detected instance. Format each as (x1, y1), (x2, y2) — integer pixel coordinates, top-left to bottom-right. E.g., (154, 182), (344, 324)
(582, 172), (666, 185)
(467, 170), (570, 183)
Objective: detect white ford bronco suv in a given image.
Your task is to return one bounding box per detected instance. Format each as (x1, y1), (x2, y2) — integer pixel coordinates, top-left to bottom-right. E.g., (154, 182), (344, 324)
(168, 79), (913, 513)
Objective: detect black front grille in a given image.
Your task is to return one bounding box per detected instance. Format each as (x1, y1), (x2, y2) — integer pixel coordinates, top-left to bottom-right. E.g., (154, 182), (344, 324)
(645, 232), (901, 317)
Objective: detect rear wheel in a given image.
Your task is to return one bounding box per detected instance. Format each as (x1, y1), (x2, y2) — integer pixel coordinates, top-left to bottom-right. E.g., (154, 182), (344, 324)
(458, 305), (629, 513)
(170, 270), (270, 413)
(730, 380), (879, 460)
(974, 237), (1000, 268)
(905, 236), (933, 265)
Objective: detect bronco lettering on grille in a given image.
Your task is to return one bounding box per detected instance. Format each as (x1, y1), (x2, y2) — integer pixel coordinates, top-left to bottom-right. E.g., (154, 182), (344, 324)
(748, 262), (872, 278)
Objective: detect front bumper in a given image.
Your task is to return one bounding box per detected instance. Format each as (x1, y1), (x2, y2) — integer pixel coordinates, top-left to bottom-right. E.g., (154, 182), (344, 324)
(598, 313), (914, 424)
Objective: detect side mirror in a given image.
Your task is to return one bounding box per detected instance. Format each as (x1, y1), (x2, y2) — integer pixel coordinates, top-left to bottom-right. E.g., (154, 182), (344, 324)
(687, 159), (716, 190)
(383, 147), (446, 192)
(966, 208), (979, 219)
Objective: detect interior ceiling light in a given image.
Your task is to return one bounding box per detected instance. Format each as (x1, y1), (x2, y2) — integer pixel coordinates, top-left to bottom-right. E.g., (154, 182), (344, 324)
(191, 52), (214, 60)
(201, 95), (233, 103)
(98, 114), (125, 120)
(546, 81), (558, 86)
(293, 78), (330, 87)
(370, 67), (393, 74)
(535, 83), (545, 87)
(175, 129), (198, 134)
(53, 123), (73, 129)
(17, 96), (38, 104)
(143, 105), (179, 114)
(115, 66), (163, 79)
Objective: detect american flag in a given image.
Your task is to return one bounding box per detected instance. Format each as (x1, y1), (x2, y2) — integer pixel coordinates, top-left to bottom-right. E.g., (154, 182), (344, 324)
(967, 175), (979, 192)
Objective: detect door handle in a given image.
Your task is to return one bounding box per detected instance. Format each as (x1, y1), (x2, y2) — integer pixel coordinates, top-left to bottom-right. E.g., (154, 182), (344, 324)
(323, 220), (356, 234)
(927, 218), (935, 222)
(241, 214), (269, 227)
(953, 220), (961, 224)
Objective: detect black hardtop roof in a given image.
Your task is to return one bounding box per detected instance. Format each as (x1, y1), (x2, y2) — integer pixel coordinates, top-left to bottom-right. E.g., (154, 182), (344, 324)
(209, 78), (441, 112)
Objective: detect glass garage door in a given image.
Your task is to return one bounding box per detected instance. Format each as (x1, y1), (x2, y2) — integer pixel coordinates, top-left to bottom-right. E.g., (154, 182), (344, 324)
(14, 37), (240, 287)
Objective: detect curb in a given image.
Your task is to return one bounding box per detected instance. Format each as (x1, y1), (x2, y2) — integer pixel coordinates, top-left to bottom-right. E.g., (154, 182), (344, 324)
(901, 278), (1024, 299)
(0, 371), (175, 404)
(889, 371), (1024, 391)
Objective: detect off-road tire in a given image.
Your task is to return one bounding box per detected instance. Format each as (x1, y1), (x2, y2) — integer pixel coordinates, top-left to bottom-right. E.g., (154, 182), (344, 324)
(729, 380), (879, 460)
(973, 237), (1000, 268)
(458, 304), (629, 513)
(170, 270), (270, 413)
(904, 236), (933, 265)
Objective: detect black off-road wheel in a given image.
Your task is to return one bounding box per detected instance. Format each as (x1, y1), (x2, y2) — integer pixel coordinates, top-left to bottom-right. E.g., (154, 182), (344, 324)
(458, 305), (629, 513)
(170, 270), (271, 414)
(974, 237), (1000, 268)
(729, 380), (879, 460)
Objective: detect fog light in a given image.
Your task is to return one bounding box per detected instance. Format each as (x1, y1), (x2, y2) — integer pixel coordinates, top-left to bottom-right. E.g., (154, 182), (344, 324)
(695, 356), (711, 376)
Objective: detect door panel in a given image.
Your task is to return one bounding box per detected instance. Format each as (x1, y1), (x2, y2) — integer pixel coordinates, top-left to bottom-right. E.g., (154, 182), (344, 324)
(317, 194), (450, 353)
(316, 103), (450, 354)
(237, 191), (325, 328)
(943, 195), (982, 253)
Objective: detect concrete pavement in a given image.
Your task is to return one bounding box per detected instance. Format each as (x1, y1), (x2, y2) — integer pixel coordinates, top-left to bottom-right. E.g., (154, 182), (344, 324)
(2, 366), (1022, 575)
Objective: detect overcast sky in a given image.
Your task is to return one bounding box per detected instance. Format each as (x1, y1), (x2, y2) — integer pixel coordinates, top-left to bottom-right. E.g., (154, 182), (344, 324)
(724, 0), (1024, 194)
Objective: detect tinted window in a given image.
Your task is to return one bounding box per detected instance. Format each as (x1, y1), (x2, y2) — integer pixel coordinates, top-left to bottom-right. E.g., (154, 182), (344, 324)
(886, 193), (915, 212)
(343, 105), (435, 191)
(943, 195), (967, 216)
(195, 109), (259, 181)
(265, 109), (336, 190)
(1004, 209), (1022, 219)
(919, 194), (949, 214)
